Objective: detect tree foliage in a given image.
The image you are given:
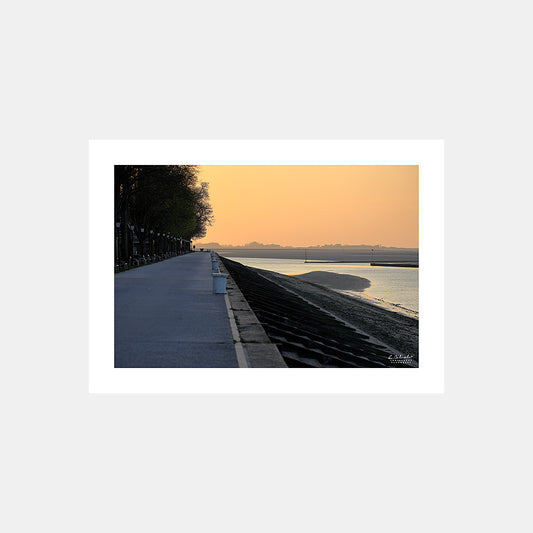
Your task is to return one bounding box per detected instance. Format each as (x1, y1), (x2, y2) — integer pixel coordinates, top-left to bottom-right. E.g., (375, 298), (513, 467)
(115, 165), (214, 240)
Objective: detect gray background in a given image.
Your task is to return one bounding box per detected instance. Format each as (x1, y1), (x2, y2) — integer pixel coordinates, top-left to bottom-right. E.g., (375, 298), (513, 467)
(2, 1), (530, 532)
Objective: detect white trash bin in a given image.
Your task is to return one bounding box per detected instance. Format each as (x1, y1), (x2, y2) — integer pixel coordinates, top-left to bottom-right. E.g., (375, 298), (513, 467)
(212, 272), (228, 294)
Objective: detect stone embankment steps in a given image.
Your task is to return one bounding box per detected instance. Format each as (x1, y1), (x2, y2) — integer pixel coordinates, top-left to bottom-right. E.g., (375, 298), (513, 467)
(218, 258), (287, 368)
(219, 257), (402, 368)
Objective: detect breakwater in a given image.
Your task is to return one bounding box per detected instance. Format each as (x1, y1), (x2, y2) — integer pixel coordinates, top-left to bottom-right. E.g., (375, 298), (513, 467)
(220, 257), (418, 367)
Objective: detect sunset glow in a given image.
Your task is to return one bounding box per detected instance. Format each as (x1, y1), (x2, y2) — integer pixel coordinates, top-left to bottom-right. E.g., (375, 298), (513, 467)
(197, 165), (418, 248)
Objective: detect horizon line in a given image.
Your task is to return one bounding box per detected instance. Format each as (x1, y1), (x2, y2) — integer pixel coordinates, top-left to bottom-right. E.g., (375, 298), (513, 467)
(194, 242), (419, 249)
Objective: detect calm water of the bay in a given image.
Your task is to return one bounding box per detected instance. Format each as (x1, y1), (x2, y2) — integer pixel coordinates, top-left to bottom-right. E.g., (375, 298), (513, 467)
(222, 256), (419, 318)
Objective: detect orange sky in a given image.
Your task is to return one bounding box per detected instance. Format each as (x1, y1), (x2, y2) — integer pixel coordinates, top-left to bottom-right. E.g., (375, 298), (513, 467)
(197, 165), (418, 248)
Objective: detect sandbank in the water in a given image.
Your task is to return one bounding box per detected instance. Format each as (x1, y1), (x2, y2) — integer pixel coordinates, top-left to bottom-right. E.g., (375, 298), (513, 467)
(292, 271), (371, 291)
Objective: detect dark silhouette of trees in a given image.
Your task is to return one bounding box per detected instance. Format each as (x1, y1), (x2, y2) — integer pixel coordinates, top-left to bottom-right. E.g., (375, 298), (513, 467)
(115, 165), (214, 264)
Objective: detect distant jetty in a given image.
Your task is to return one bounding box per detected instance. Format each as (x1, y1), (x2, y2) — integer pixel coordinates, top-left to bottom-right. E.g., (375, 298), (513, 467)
(370, 262), (418, 268)
(305, 260), (371, 264)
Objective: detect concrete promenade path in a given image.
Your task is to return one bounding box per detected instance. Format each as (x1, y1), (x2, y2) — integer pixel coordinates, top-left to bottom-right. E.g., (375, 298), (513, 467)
(115, 252), (238, 367)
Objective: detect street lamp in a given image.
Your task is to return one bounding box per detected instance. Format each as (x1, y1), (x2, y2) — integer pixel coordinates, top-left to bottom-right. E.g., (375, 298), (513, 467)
(130, 225), (135, 260)
(115, 222), (120, 263)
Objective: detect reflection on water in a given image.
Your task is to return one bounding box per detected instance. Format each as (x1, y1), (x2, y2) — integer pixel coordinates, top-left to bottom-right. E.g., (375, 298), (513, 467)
(222, 256), (419, 318)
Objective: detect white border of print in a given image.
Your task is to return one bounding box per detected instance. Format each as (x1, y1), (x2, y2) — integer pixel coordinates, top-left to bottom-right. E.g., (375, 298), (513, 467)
(89, 140), (444, 394)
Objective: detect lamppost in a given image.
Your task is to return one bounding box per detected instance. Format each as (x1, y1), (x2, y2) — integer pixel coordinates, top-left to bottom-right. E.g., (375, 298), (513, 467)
(115, 221), (120, 263)
(130, 225), (135, 262)
(150, 230), (154, 255)
(140, 227), (145, 257)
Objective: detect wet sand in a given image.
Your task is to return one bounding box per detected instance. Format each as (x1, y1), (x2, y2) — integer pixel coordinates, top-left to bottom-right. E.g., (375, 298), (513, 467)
(252, 266), (419, 359)
(292, 271), (371, 291)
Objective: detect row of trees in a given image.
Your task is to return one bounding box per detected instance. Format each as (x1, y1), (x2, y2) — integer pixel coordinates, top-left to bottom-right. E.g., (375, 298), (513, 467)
(114, 165), (214, 264)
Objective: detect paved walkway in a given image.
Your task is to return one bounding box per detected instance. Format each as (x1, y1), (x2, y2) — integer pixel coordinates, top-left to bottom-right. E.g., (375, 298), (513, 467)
(115, 253), (238, 367)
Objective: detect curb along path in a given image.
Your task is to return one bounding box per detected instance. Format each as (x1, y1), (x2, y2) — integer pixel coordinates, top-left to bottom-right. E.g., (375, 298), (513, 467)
(218, 257), (288, 368)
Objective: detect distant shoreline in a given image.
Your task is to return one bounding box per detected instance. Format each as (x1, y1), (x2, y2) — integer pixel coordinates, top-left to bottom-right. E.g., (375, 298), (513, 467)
(203, 247), (419, 253)
(304, 260), (419, 267)
(217, 247), (419, 263)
